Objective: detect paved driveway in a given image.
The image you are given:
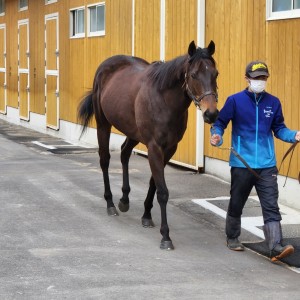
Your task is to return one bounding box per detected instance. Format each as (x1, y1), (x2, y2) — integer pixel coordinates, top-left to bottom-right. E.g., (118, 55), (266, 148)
(0, 119), (299, 300)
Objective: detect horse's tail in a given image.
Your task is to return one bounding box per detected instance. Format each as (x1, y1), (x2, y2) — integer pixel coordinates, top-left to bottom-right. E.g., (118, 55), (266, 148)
(77, 91), (95, 139)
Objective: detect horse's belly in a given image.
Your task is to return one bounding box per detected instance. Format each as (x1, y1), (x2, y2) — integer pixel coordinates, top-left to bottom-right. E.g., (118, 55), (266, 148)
(101, 73), (142, 142)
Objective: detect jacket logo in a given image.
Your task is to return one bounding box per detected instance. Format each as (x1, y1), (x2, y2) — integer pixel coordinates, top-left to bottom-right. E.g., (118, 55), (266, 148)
(264, 106), (273, 118)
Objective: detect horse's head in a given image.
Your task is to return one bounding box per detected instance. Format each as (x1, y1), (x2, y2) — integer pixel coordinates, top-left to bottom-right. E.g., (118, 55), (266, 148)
(185, 40), (219, 124)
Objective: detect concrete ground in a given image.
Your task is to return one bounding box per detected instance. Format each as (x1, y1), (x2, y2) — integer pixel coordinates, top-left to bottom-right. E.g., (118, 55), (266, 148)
(0, 119), (300, 300)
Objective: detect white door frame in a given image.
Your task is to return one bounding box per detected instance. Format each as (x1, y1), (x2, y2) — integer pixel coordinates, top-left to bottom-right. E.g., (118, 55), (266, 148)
(196, 0), (206, 169)
(0, 23), (6, 114)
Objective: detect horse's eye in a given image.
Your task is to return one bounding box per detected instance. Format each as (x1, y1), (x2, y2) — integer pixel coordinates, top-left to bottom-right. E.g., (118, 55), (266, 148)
(191, 72), (197, 79)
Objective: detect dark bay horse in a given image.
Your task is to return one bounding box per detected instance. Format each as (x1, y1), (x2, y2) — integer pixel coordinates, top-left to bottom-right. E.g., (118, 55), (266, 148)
(78, 41), (219, 250)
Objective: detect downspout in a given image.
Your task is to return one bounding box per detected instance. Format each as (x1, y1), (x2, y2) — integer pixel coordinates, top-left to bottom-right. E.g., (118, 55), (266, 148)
(196, 0), (206, 171)
(160, 0), (165, 61)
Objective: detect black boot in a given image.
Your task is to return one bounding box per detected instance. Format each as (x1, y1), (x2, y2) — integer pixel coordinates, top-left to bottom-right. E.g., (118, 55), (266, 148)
(226, 215), (244, 251)
(263, 221), (294, 262)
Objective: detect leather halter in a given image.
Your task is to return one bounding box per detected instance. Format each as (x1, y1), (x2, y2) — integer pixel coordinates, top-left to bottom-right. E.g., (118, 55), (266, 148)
(184, 73), (218, 109)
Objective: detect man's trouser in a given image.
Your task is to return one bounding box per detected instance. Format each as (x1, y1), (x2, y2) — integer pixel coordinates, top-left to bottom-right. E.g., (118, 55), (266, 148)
(226, 166), (281, 239)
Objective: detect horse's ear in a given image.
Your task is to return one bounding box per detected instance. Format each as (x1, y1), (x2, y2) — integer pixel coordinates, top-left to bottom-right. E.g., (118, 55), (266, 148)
(188, 41), (197, 57)
(207, 40), (215, 56)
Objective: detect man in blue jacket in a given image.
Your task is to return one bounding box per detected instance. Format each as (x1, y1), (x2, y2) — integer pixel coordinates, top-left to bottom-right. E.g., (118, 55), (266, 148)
(210, 61), (300, 261)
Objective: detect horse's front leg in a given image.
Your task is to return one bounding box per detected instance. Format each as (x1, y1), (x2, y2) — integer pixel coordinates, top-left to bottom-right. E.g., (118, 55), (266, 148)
(148, 143), (174, 250)
(118, 138), (138, 212)
(141, 145), (177, 229)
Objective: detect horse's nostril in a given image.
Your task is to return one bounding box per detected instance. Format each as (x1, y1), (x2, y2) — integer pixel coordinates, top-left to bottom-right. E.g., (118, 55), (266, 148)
(203, 109), (219, 124)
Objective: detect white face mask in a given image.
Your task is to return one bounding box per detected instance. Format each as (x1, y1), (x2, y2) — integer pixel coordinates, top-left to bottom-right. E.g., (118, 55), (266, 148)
(248, 79), (267, 93)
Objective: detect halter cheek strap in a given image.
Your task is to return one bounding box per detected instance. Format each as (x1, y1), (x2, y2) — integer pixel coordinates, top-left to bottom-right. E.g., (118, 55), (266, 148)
(184, 74), (218, 109)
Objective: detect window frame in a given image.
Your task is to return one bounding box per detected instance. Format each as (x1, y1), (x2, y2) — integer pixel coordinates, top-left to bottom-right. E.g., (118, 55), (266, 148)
(266, 0), (300, 20)
(70, 6), (85, 39)
(87, 2), (105, 37)
(19, 0), (28, 11)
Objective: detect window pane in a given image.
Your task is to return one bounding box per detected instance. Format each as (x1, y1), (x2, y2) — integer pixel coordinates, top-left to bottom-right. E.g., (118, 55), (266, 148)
(0, 0), (5, 13)
(97, 5), (105, 31)
(272, 0), (291, 11)
(20, 0), (28, 8)
(294, 0), (300, 9)
(77, 9), (84, 34)
(90, 7), (97, 32)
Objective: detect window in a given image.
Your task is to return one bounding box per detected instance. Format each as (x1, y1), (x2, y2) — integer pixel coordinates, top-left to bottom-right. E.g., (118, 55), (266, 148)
(0, 0), (5, 15)
(45, 0), (57, 4)
(88, 3), (105, 37)
(70, 7), (85, 38)
(267, 0), (300, 20)
(19, 0), (28, 11)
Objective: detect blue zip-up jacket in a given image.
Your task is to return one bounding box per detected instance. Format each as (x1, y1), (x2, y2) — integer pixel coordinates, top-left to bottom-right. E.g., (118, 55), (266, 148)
(211, 89), (297, 168)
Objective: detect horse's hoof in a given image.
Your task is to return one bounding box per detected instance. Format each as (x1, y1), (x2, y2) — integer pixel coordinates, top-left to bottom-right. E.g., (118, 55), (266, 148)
(160, 240), (174, 250)
(118, 201), (129, 212)
(107, 207), (119, 216)
(142, 218), (155, 228)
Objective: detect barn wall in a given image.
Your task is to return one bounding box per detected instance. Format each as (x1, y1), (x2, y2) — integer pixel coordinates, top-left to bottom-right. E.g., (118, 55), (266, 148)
(0, 0), (299, 179)
(204, 0), (300, 179)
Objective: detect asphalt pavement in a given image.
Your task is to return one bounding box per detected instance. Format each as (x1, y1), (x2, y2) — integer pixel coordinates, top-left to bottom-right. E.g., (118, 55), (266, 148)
(0, 119), (300, 300)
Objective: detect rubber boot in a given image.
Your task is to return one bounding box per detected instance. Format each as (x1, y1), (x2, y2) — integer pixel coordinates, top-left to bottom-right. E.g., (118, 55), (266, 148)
(263, 221), (294, 262)
(226, 215), (244, 251)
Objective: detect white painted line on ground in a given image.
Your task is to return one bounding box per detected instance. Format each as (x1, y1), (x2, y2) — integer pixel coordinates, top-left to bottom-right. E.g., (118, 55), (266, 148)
(32, 141), (56, 150)
(192, 196), (300, 240)
(32, 141), (92, 149)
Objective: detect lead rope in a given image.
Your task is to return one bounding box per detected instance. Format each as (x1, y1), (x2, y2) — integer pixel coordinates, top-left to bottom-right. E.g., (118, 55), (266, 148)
(277, 141), (299, 187)
(211, 126), (299, 185)
(211, 126), (262, 180)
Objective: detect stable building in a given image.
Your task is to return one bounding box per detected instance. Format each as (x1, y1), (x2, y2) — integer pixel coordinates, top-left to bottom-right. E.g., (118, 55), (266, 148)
(0, 0), (299, 210)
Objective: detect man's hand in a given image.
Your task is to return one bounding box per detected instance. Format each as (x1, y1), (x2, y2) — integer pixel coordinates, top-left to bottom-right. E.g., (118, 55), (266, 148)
(210, 134), (221, 146)
(295, 131), (300, 142)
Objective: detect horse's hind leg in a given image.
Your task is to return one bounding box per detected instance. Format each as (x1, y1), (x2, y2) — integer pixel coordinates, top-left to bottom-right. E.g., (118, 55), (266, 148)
(118, 138), (138, 212)
(96, 120), (118, 216)
(141, 176), (156, 227)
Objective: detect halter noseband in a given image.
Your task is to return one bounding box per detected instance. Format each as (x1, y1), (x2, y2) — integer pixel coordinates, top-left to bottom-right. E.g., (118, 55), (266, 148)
(184, 73), (218, 109)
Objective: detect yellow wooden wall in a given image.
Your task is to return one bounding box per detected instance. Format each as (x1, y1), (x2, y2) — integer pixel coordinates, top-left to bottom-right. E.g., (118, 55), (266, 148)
(134, 0), (199, 167)
(205, 0), (300, 179)
(134, 0), (160, 61)
(165, 0), (197, 166)
(5, 1), (23, 109)
(266, 19), (300, 178)
(0, 0), (133, 122)
(68, 0), (133, 124)
(1, 0), (299, 177)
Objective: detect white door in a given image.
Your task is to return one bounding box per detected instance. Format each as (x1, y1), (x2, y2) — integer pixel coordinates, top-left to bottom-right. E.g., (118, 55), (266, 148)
(45, 13), (59, 129)
(18, 19), (30, 120)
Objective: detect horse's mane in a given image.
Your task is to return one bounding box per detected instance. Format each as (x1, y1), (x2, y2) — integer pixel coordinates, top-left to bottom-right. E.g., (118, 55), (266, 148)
(146, 56), (187, 90)
(146, 48), (216, 91)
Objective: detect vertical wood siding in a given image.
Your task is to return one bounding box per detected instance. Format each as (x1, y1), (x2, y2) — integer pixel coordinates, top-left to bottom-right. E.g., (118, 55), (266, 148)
(165, 0), (197, 166)
(205, 0), (300, 179)
(0, 1), (299, 178)
(133, 0), (199, 168)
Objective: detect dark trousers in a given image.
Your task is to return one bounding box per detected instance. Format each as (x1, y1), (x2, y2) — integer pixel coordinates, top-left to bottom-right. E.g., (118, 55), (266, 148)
(228, 166), (281, 224)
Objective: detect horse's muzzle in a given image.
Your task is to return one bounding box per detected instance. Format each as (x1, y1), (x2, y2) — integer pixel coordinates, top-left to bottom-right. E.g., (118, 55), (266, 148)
(203, 109), (219, 124)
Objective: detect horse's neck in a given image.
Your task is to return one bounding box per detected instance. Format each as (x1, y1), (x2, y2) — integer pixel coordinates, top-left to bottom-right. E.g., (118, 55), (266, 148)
(165, 85), (192, 113)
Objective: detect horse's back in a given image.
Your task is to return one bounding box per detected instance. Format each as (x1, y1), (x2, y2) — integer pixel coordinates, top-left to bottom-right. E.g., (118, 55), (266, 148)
(98, 55), (148, 75)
